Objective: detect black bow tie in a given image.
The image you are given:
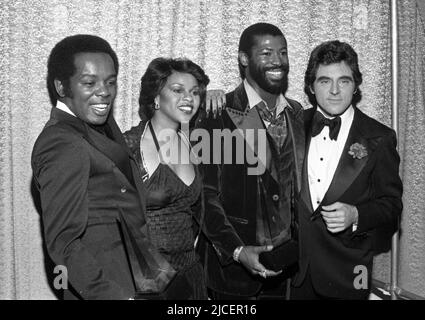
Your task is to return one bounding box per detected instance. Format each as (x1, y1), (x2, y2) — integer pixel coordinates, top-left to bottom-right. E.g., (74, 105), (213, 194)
(311, 111), (341, 141)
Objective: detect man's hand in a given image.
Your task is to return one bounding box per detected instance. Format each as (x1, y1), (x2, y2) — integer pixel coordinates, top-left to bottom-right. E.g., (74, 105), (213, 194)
(238, 245), (282, 278)
(321, 202), (358, 233)
(205, 89), (226, 118)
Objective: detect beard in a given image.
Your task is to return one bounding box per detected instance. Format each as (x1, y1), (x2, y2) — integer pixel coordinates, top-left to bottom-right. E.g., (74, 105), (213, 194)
(248, 62), (289, 94)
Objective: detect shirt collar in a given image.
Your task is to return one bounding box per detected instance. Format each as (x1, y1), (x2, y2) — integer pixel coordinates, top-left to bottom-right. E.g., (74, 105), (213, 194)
(56, 100), (76, 117)
(243, 79), (290, 116)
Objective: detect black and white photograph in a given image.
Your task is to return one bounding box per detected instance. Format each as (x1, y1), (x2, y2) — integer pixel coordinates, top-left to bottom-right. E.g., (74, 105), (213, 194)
(0, 0), (423, 304)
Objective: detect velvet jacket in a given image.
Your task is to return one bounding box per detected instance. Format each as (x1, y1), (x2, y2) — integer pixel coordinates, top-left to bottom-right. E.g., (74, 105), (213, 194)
(196, 83), (305, 296)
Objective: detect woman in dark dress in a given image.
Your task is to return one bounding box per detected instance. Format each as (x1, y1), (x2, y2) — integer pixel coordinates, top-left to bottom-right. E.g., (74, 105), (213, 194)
(124, 58), (210, 299)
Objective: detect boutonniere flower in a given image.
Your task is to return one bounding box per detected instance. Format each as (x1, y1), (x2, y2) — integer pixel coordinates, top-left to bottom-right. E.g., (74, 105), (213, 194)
(348, 143), (368, 159)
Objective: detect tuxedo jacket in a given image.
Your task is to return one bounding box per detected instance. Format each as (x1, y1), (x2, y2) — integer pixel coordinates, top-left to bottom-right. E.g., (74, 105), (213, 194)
(32, 108), (147, 300)
(293, 106), (403, 299)
(196, 83), (305, 296)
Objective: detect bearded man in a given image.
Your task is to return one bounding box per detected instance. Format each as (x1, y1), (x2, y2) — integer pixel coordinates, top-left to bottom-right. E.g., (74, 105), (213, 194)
(196, 23), (305, 299)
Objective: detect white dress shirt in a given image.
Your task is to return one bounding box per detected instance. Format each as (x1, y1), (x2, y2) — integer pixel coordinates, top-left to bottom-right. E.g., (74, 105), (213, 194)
(56, 100), (76, 117)
(308, 106), (354, 211)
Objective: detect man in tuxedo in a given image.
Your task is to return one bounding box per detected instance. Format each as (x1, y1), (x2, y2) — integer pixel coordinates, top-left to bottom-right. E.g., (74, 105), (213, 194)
(32, 35), (146, 299)
(291, 40), (403, 299)
(197, 23), (305, 299)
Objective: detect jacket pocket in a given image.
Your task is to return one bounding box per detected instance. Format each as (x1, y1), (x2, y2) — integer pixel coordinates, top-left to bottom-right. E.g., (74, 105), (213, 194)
(339, 231), (371, 251)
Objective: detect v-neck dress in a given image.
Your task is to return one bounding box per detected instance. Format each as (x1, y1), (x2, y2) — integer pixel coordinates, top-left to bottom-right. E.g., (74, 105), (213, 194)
(124, 121), (207, 300)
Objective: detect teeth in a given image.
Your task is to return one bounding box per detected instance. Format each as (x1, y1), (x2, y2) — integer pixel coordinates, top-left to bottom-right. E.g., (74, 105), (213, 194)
(178, 106), (193, 113)
(267, 71), (283, 75)
(266, 70), (284, 80)
(92, 104), (108, 110)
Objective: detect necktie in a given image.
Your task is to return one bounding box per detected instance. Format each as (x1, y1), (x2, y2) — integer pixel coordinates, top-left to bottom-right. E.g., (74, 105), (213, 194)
(311, 111), (341, 141)
(256, 101), (287, 150)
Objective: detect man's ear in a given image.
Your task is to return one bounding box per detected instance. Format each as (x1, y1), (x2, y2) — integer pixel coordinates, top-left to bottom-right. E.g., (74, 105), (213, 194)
(238, 52), (249, 67)
(54, 79), (66, 98)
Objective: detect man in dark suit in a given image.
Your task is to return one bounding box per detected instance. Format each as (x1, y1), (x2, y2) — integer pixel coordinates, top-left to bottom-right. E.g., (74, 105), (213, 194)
(32, 35), (146, 299)
(197, 23), (305, 299)
(291, 40), (403, 299)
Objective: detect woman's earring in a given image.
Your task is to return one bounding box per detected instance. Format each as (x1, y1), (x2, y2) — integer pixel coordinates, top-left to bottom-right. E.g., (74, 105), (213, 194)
(154, 102), (160, 110)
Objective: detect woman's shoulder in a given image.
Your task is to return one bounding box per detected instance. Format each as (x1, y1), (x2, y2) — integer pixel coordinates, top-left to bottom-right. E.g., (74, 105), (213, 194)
(123, 120), (146, 151)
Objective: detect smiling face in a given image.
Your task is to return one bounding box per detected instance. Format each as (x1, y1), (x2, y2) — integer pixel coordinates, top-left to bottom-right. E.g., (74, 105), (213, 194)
(311, 61), (356, 117)
(153, 71), (201, 128)
(56, 52), (117, 125)
(242, 35), (289, 95)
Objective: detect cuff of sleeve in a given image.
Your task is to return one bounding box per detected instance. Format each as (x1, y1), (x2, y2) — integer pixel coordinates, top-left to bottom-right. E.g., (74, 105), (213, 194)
(351, 205), (359, 232)
(233, 246), (244, 262)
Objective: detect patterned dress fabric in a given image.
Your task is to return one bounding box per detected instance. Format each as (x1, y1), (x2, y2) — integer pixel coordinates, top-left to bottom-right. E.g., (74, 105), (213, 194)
(124, 122), (207, 300)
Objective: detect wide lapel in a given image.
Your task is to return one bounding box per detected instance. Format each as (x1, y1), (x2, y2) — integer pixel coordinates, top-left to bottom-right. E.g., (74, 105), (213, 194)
(284, 104), (305, 193)
(299, 108), (315, 214)
(80, 116), (134, 186)
(49, 108), (136, 185)
(50, 108), (147, 225)
(106, 116), (147, 212)
(225, 84), (268, 172)
(321, 108), (370, 205)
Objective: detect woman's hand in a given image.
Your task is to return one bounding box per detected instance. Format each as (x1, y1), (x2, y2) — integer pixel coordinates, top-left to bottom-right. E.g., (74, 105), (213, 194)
(205, 89), (226, 118)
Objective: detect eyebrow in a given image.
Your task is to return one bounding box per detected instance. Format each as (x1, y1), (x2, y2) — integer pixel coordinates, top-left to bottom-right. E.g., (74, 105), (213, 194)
(316, 75), (353, 81)
(169, 82), (199, 88)
(79, 73), (117, 79)
(259, 46), (287, 51)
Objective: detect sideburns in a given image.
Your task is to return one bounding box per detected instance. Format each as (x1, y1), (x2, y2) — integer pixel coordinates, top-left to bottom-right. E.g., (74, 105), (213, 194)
(63, 81), (73, 98)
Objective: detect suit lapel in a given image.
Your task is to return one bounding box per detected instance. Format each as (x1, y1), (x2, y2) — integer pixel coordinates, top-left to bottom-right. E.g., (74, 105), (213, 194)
(321, 108), (371, 205)
(91, 115), (147, 211)
(225, 84), (270, 175)
(49, 108), (147, 225)
(50, 108), (145, 200)
(112, 119), (148, 212)
(283, 105), (305, 193)
(82, 116), (136, 187)
(299, 108), (317, 214)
